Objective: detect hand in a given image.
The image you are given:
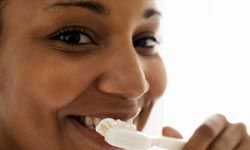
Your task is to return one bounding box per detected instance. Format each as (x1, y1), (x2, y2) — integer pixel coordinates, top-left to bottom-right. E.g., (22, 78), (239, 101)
(162, 114), (250, 150)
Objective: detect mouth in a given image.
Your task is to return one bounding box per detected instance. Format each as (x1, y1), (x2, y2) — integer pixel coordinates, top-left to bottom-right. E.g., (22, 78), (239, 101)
(67, 115), (135, 150)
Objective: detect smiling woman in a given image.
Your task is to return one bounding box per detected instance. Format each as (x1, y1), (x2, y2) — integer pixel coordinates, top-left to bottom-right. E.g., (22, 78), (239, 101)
(0, 0), (165, 149)
(0, 0), (249, 150)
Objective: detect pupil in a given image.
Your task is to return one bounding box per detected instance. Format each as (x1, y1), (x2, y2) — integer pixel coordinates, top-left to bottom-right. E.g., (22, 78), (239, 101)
(134, 39), (146, 46)
(64, 32), (80, 44)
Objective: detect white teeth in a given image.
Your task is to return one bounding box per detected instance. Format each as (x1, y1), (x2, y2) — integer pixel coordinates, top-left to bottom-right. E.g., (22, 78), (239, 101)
(94, 117), (102, 126)
(83, 116), (102, 130)
(85, 116), (94, 126)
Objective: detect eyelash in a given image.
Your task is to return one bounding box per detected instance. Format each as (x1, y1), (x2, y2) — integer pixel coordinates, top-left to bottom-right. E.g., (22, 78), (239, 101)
(48, 26), (160, 53)
(133, 36), (160, 48)
(49, 26), (95, 46)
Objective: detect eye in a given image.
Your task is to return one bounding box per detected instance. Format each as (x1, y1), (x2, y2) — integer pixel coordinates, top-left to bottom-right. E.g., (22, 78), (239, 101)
(49, 26), (94, 46)
(133, 37), (159, 48)
(57, 31), (91, 45)
(133, 36), (160, 55)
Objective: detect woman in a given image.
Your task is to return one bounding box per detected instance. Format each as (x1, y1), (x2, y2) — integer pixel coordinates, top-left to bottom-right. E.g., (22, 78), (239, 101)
(0, 0), (249, 149)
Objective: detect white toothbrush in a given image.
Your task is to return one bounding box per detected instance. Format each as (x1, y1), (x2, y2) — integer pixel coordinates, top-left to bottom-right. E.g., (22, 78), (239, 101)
(96, 118), (186, 150)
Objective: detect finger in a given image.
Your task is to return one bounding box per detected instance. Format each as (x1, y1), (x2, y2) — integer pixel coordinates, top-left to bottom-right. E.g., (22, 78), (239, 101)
(236, 135), (250, 150)
(162, 126), (183, 138)
(208, 123), (247, 150)
(184, 114), (228, 150)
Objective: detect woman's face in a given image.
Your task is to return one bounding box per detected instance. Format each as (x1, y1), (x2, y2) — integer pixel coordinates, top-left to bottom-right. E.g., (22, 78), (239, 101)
(0, 0), (166, 149)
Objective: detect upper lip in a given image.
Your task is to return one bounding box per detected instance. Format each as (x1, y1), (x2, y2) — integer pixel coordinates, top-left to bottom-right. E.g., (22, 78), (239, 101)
(88, 109), (141, 121)
(62, 94), (144, 122)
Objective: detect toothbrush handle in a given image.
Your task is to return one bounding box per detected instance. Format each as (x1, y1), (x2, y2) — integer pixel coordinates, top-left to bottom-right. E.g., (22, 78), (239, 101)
(152, 136), (186, 150)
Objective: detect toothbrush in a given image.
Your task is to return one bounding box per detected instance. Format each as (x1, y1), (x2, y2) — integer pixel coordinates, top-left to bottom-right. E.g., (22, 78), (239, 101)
(96, 118), (187, 150)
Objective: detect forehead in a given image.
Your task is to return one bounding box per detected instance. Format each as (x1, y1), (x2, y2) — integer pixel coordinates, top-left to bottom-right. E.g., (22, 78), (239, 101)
(16, 0), (157, 15)
(3, 0), (159, 29)
(3, 0), (159, 38)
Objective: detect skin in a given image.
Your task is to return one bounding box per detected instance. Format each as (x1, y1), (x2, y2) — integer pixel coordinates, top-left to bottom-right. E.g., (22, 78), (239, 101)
(0, 0), (165, 149)
(163, 114), (250, 150)
(0, 0), (249, 150)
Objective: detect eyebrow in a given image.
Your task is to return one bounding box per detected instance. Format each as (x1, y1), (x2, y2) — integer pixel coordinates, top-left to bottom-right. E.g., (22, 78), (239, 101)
(46, 0), (161, 19)
(144, 8), (161, 19)
(46, 0), (109, 15)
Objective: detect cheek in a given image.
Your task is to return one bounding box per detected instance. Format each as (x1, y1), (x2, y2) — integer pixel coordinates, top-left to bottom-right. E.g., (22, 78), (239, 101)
(136, 56), (166, 130)
(14, 53), (97, 111)
(145, 56), (167, 100)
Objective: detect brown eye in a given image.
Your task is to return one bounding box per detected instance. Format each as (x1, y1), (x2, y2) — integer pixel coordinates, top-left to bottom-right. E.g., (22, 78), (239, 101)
(133, 37), (159, 48)
(53, 30), (92, 45)
(49, 26), (95, 46)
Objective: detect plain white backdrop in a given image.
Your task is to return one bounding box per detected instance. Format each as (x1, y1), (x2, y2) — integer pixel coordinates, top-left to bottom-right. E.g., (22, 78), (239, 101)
(144, 0), (250, 139)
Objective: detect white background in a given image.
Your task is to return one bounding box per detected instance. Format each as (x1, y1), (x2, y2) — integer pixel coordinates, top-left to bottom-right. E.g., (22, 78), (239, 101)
(144, 0), (250, 139)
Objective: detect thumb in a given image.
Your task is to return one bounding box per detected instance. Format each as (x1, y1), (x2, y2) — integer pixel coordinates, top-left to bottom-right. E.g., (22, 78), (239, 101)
(162, 126), (183, 139)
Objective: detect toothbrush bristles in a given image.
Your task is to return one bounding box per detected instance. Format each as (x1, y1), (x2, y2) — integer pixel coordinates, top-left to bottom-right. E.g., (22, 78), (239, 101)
(106, 121), (113, 127)
(101, 124), (109, 133)
(96, 118), (137, 138)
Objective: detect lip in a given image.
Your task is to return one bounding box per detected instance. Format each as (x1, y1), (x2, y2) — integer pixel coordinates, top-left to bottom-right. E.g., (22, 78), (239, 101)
(68, 117), (122, 150)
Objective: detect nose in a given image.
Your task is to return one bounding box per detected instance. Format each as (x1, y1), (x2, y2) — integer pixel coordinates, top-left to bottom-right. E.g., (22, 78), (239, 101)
(98, 42), (149, 100)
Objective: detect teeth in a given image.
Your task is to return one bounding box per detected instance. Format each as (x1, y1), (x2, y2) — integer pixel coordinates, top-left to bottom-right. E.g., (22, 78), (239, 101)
(83, 116), (102, 130)
(78, 116), (135, 131)
(85, 116), (94, 126)
(93, 117), (102, 126)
